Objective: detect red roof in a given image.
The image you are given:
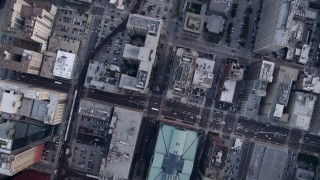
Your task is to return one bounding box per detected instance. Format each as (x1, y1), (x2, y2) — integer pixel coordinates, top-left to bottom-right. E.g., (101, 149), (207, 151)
(13, 169), (50, 180)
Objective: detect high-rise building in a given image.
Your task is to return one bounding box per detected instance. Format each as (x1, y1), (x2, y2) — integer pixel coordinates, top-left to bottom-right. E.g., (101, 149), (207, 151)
(4, 0), (57, 52)
(239, 60), (275, 118)
(254, 0), (307, 54)
(0, 80), (65, 176)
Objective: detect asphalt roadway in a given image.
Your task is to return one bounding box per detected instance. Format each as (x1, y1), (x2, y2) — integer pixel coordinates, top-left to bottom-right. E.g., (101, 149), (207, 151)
(236, 117), (289, 145)
(301, 133), (320, 154)
(10, 71), (71, 93)
(87, 89), (145, 110)
(288, 129), (302, 150)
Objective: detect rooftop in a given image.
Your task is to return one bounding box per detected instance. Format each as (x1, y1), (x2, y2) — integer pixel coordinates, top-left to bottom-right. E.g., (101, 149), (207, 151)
(192, 58), (215, 89)
(109, 0), (124, 10)
(0, 80), (66, 125)
(220, 80), (237, 103)
(259, 60), (275, 82)
(206, 14), (225, 34)
(147, 124), (200, 180)
(300, 72), (320, 94)
(274, 0), (307, 47)
(288, 92), (316, 131)
(120, 14), (162, 93)
(297, 44), (311, 65)
(52, 51), (76, 79)
(259, 65), (299, 119)
(0, 44), (43, 75)
(127, 14), (162, 35)
(99, 107), (143, 180)
(85, 61), (120, 93)
(78, 99), (113, 121)
(183, 12), (204, 34)
(245, 143), (287, 180)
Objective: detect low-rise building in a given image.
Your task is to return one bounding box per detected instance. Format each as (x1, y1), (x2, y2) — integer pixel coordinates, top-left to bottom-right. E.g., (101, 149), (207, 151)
(167, 48), (215, 106)
(287, 92), (316, 131)
(208, 0), (233, 15)
(199, 135), (228, 180)
(0, 44), (43, 75)
(295, 168), (315, 180)
(296, 72), (320, 94)
(147, 124), (200, 180)
(119, 14), (163, 93)
(183, 12), (204, 35)
(216, 61), (244, 106)
(99, 107), (143, 180)
(84, 61), (120, 93)
(0, 80), (67, 125)
(70, 99), (113, 175)
(52, 51), (77, 79)
(242, 142), (288, 180)
(206, 14), (225, 34)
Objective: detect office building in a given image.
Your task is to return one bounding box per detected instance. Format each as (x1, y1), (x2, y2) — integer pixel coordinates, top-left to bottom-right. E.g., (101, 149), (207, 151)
(0, 80), (68, 125)
(0, 44), (43, 75)
(254, 0), (307, 54)
(242, 142), (288, 180)
(147, 124), (200, 180)
(239, 60), (275, 118)
(0, 144), (45, 176)
(3, 0), (57, 52)
(120, 14), (162, 93)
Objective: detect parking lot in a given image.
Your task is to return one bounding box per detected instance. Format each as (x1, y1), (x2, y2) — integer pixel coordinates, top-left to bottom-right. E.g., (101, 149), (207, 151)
(141, 0), (172, 20)
(200, 108), (211, 128)
(224, 139), (250, 180)
(210, 111), (224, 131)
(70, 115), (112, 174)
(94, 31), (129, 67)
(289, 129), (302, 150)
(222, 113), (236, 134)
(236, 118), (289, 145)
(53, 7), (88, 41)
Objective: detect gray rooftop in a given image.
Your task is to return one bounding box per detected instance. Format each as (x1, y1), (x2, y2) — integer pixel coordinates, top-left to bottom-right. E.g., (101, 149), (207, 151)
(245, 143), (287, 180)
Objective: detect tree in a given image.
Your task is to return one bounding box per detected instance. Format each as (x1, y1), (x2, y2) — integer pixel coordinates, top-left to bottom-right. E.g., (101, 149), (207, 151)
(141, 11), (146, 15)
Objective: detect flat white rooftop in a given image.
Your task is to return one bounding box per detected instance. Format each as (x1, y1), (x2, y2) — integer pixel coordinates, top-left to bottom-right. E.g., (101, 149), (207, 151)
(220, 79), (236, 103)
(100, 107), (142, 180)
(53, 51), (76, 79)
(298, 44), (310, 65)
(192, 58), (215, 89)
